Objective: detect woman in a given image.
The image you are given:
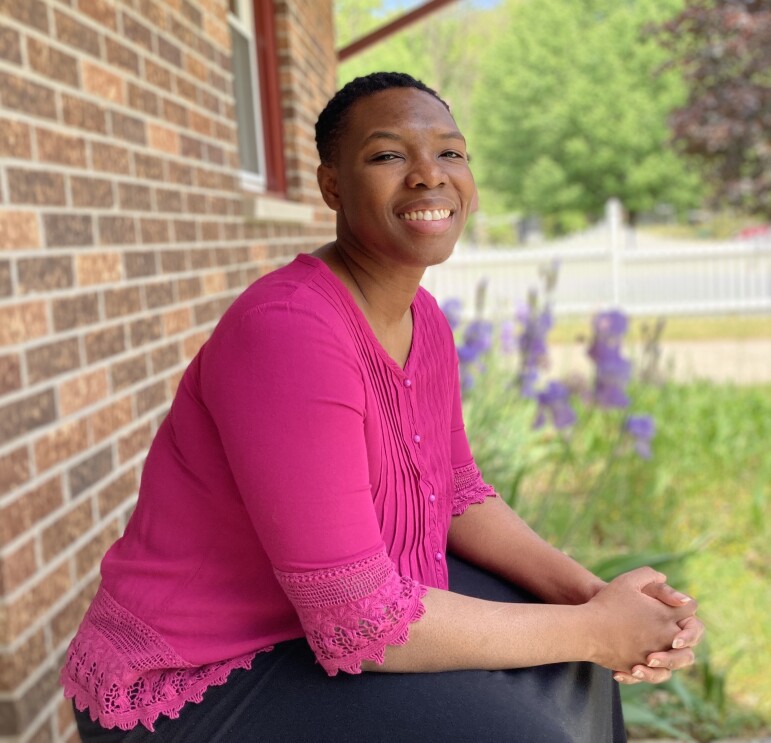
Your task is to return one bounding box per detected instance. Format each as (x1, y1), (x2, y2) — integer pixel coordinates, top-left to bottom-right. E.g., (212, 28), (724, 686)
(62, 72), (703, 742)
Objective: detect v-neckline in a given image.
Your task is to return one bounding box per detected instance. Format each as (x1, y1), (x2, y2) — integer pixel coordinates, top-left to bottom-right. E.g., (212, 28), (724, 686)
(298, 254), (418, 376)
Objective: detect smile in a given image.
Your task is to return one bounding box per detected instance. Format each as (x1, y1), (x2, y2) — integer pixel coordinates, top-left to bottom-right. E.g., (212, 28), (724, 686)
(398, 209), (452, 222)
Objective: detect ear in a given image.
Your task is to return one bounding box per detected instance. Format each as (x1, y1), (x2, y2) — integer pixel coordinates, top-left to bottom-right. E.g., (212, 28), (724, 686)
(317, 164), (342, 211)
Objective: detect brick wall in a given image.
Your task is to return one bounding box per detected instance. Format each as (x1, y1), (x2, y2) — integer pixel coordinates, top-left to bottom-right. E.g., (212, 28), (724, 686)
(0, 1), (336, 740)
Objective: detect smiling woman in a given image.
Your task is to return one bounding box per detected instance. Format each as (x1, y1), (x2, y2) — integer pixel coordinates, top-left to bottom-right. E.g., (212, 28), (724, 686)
(61, 73), (703, 742)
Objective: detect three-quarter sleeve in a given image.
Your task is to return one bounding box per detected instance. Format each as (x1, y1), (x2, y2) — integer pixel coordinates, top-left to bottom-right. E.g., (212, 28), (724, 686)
(202, 302), (426, 674)
(449, 355), (497, 516)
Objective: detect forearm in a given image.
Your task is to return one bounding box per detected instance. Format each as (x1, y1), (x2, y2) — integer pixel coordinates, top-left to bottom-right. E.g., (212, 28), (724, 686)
(363, 586), (593, 673)
(448, 496), (605, 605)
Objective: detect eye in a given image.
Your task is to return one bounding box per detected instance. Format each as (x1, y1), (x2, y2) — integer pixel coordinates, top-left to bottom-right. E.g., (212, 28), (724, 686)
(371, 152), (401, 162)
(440, 150), (467, 161)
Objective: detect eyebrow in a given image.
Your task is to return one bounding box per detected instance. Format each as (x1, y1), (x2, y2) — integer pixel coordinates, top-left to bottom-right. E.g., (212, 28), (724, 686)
(363, 130), (466, 144)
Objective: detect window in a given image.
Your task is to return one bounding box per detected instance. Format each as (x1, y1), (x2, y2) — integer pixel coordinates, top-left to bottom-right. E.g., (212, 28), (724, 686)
(228, 0), (286, 194)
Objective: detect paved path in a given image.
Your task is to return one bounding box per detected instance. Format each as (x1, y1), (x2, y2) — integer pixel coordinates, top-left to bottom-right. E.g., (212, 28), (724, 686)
(550, 340), (771, 386)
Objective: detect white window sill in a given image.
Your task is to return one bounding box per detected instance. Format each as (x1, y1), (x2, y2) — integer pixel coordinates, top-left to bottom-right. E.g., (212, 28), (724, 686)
(242, 193), (315, 225)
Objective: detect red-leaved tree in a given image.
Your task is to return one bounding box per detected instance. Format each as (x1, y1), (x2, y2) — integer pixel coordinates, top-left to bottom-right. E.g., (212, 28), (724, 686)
(657, 0), (771, 216)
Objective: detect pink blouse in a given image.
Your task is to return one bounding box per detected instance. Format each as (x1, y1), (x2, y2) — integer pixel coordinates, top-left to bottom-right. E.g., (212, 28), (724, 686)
(61, 254), (496, 731)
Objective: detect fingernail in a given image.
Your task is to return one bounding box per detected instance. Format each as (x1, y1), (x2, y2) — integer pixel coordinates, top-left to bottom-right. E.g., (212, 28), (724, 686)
(613, 674), (624, 683)
(673, 639), (685, 649)
(633, 669), (645, 679)
(648, 659), (660, 667)
(675, 593), (690, 603)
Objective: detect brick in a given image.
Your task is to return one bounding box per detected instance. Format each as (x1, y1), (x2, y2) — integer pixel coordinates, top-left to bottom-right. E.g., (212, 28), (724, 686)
(51, 579), (97, 649)
(140, 217), (170, 244)
(3, 562), (71, 642)
(76, 252), (122, 285)
(26, 338), (81, 384)
(35, 128), (87, 167)
(134, 152), (164, 180)
(0, 0), (48, 32)
(155, 188), (183, 213)
(98, 215), (136, 245)
(0, 211), (40, 249)
(105, 37), (139, 75)
(189, 109), (212, 136)
(168, 162), (194, 187)
(173, 219), (196, 242)
(97, 467), (137, 515)
(166, 368), (184, 398)
(0, 353), (20, 395)
(159, 248), (187, 272)
(54, 10), (100, 57)
(118, 420), (151, 463)
(145, 59), (172, 91)
(71, 176), (113, 208)
(182, 330), (207, 359)
(62, 94), (107, 134)
(43, 213), (93, 247)
(52, 293), (100, 333)
(162, 98), (188, 127)
(180, 133), (203, 159)
(75, 518), (120, 578)
(0, 665), (60, 736)
(59, 368), (109, 415)
(41, 499), (93, 561)
(0, 538), (37, 593)
(124, 250), (156, 278)
(0, 25), (22, 65)
(150, 341), (180, 373)
(0, 629), (47, 691)
(122, 13), (153, 52)
(17, 256), (73, 294)
(88, 396), (132, 443)
(84, 325), (126, 363)
(176, 276), (201, 301)
(0, 72), (57, 119)
(118, 183), (152, 211)
(158, 35), (181, 67)
(110, 110), (146, 145)
(57, 696), (77, 741)
(83, 62), (124, 104)
(8, 169), (66, 206)
(78, 0), (117, 30)
(127, 82), (159, 116)
(0, 301), (48, 344)
(135, 379), (166, 415)
(104, 286), (141, 318)
(27, 37), (79, 87)
(34, 419), (88, 471)
(111, 353), (148, 391)
(162, 307), (191, 335)
(0, 446), (30, 497)
(185, 192), (206, 213)
(203, 271), (226, 295)
(136, 0), (165, 28)
(0, 389), (56, 446)
(129, 316), (161, 346)
(68, 445), (113, 497)
(0, 117), (31, 158)
(147, 123), (178, 154)
(91, 141), (131, 174)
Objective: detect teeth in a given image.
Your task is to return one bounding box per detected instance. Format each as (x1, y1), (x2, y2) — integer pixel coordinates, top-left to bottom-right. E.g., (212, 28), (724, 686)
(399, 209), (451, 222)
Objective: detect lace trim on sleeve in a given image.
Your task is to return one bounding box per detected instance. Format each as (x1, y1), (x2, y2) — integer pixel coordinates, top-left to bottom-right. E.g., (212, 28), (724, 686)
(274, 548), (427, 676)
(452, 461), (497, 516)
(60, 586), (267, 732)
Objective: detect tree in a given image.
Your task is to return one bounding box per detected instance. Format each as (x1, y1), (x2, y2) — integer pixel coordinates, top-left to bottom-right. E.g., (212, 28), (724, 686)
(656, 0), (771, 216)
(472, 0), (704, 233)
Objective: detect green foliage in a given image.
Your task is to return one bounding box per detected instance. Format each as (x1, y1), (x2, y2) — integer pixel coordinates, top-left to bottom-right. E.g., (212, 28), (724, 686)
(472, 0), (705, 230)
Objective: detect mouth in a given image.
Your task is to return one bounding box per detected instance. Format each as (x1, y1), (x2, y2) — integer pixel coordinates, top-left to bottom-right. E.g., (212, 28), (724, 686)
(398, 209), (453, 222)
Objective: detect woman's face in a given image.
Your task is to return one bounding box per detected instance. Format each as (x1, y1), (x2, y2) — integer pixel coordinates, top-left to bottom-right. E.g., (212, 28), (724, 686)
(318, 87), (475, 270)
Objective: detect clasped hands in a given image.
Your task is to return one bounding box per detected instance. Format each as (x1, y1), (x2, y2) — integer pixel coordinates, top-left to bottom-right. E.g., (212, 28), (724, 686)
(587, 567), (705, 685)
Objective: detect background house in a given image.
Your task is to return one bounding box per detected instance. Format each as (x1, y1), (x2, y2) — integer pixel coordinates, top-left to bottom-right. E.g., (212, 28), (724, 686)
(0, 1), (337, 739)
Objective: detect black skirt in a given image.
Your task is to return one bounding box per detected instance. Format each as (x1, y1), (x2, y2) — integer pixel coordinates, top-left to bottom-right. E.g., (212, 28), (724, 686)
(74, 555), (626, 742)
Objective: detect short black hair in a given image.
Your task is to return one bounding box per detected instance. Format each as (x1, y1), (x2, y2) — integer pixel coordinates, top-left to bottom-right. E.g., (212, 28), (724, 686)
(315, 71), (450, 165)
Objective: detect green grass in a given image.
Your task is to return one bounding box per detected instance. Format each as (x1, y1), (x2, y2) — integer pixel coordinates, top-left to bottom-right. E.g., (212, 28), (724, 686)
(549, 314), (771, 345)
(462, 365), (771, 739)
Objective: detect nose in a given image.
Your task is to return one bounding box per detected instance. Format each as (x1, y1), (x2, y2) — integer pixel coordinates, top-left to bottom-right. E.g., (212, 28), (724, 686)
(405, 155), (445, 189)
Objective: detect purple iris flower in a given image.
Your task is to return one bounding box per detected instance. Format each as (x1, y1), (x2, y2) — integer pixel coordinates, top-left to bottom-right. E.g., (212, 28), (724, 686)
(500, 320), (517, 354)
(458, 319), (493, 363)
(588, 309), (632, 409)
(625, 414), (655, 458)
(533, 380), (577, 430)
(516, 300), (553, 397)
(441, 298), (464, 330)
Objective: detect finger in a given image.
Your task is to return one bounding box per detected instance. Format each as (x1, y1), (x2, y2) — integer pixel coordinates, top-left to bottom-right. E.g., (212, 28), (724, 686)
(629, 665), (673, 684)
(646, 647), (695, 671)
(673, 615), (705, 648)
(612, 672), (642, 685)
(623, 566), (667, 590)
(642, 581), (692, 607)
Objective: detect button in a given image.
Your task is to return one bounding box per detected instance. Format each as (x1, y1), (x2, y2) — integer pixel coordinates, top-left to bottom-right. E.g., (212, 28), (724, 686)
(403, 378), (412, 388)
(428, 493), (436, 503)
(434, 551), (443, 561)
(412, 434), (421, 444)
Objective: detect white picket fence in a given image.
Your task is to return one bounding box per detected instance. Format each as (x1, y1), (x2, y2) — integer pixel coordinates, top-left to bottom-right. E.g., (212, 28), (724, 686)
(421, 222), (771, 319)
